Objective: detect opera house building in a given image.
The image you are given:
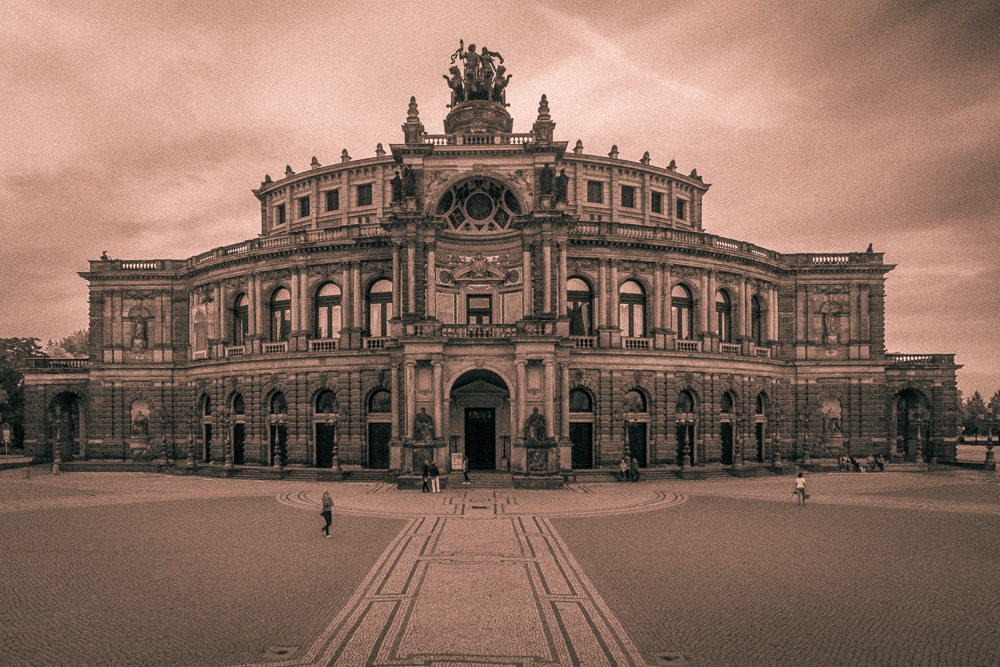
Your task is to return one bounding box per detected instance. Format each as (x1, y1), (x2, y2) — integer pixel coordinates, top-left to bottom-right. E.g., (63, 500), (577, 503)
(22, 44), (960, 484)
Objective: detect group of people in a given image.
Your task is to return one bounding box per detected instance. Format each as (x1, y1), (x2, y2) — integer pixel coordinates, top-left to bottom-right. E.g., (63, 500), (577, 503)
(839, 454), (885, 473)
(421, 458), (441, 492)
(618, 456), (641, 482)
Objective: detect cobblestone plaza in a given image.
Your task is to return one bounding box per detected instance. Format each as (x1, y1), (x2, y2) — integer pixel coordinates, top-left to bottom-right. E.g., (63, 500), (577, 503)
(2, 469), (997, 666)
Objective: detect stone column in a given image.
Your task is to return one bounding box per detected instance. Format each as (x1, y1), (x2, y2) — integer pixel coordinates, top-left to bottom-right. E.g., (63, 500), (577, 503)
(253, 274), (263, 338)
(353, 262), (363, 333)
(522, 244), (533, 318)
(653, 264), (664, 330)
(849, 283), (860, 343)
(561, 364), (570, 440)
(404, 361), (416, 439)
(516, 361), (526, 441)
(557, 242), (567, 318)
(699, 271), (709, 335)
(407, 243), (416, 314)
(392, 244), (402, 322)
(598, 260), (608, 328)
(290, 270), (299, 334)
(432, 360), (443, 439)
(544, 361), (555, 438)
(299, 267), (309, 335)
(216, 283), (225, 345)
(389, 362), (399, 440)
(707, 270), (717, 334)
(542, 240), (552, 314)
(664, 265), (673, 331)
(769, 286), (779, 342)
(610, 263), (620, 329)
(426, 243), (437, 319)
(738, 276), (747, 340)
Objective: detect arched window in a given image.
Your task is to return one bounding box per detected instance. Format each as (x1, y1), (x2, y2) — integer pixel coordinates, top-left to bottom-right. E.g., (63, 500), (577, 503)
(367, 279), (393, 337)
(368, 389), (391, 413)
(569, 388), (593, 412)
(315, 283), (342, 339)
(751, 295), (763, 346)
(716, 290), (732, 343)
(671, 285), (693, 340)
(756, 394), (765, 415)
(619, 280), (646, 337)
(233, 394), (245, 415)
(721, 392), (733, 415)
(567, 277), (594, 336)
(316, 390), (337, 414)
(233, 294), (249, 345)
(676, 391), (695, 414)
(270, 392), (288, 416)
(270, 288), (291, 342)
(202, 395), (212, 416)
(625, 390), (647, 413)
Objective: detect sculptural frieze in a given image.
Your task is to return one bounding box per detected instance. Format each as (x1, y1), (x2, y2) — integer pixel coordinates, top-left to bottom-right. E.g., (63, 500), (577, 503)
(446, 40), (510, 107)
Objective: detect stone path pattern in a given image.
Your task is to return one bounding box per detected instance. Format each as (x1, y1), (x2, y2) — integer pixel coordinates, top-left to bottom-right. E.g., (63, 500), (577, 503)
(0, 467), (998, 666)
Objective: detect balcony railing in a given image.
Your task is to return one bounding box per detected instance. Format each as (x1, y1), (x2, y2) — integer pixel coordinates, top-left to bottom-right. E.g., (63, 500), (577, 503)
(570, 336), (596, 348)
(24, 358), (90, 368)
(755, 347), (772, 358)
(262, 342), (287, 355)
(192, 350), (209, 359)
(675, 340), (700, 353)
(442, 324), (517, 339)
(309, 338), (339, 352)
(886, 353), (956, 364)
(224, 345), (245, 358)
(720, 343), (741, 355)
(365, 337), (390, 349)
(623, 337), (651, 350)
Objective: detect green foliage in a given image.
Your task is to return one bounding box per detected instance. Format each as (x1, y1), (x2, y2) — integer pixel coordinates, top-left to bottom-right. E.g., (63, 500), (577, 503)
(46, 329), (89, 358)
(0, 337), (47, 449)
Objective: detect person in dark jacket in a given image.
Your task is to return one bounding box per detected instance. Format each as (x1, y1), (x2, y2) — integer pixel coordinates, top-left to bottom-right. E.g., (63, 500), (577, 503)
(421, 459), (430, 492)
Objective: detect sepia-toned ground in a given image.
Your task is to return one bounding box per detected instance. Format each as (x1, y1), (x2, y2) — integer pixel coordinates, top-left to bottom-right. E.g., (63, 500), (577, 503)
(1, 466), (998, 666)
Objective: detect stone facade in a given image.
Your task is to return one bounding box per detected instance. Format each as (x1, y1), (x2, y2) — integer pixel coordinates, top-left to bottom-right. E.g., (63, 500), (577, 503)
(21, 50), (960, 473)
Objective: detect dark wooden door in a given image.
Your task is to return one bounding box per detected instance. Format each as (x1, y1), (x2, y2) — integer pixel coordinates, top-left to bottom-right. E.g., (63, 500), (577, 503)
(720, 423), (733, 465)
(203, 424), (212, 463)
(465, 408), (495, 469)
(368, 423), (391, 469)
(316, 423), (336, 468)
(570, 423), (593, 469)
(232, 423), (245, 465)
(627, 422), (647, 467)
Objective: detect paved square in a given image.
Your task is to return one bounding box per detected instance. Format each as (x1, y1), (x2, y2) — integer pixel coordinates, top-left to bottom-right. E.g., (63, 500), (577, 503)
(1, 467), (998, 666)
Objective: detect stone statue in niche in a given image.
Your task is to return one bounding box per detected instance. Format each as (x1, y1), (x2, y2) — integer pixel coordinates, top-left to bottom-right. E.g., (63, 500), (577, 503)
(132, 318), (147, 349)
(391, 170), (403, 203)
(822, 311), (839, 343)
(538, 164), (555, 196)
(131, 410), (149, 438)
(402, 166), (417, 197)
(414, 407), (434, 443)
(555, 169), (569, 202)
(525, 407), (547, 442)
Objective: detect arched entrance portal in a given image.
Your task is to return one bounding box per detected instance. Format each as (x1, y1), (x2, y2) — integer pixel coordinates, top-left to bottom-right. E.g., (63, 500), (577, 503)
(449, 369), (511, 470)
(894, 388), (930, 461)
(49, 392), (84, 462)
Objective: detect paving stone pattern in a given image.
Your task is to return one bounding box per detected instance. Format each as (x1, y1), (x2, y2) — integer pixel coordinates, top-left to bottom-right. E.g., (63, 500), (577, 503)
(1, 468), (998, 666)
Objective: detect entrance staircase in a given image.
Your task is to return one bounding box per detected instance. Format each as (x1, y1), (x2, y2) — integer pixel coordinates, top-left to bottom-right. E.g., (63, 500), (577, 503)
(451, 471), (516, 488)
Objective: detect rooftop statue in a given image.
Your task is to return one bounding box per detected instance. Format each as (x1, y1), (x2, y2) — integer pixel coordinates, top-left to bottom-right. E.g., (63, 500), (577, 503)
(447, 40), (508, 107)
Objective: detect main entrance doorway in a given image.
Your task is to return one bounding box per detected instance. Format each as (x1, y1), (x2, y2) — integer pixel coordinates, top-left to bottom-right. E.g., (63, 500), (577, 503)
(465, 408), (495, 469)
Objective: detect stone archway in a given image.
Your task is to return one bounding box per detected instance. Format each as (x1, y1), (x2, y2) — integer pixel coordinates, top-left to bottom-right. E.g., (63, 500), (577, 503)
(892, 388), (930, 461)
(48, 391), (85, 462)
(448, 369), (511, 470)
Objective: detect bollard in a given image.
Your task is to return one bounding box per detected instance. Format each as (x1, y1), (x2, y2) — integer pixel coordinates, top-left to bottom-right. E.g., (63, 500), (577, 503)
(23, 467), (30, 479)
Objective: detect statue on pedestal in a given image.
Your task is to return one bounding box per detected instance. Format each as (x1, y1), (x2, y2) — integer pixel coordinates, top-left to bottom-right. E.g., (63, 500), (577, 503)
(414, 407), (434, 443)
(526, 408), (547, 443)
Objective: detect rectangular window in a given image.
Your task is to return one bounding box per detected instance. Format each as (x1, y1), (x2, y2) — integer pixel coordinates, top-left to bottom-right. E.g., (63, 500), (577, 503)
(651, 192), (663, 213)
(299, 196), (310, 218)
(587, 180), (603, 204)
(357, 183), (373, 207)
(621, 185), (635, 208)
(276, 204), (286, 226)
(325, 189), (339, 211)
(466, 294), (492, 325)
(676, 198), (687, 220)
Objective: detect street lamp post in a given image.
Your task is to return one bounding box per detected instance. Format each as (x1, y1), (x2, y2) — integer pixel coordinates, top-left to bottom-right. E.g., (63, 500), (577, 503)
(331, 412), (341, 472)
(912, 404), (924, 463)
(771, 407), (783, 469)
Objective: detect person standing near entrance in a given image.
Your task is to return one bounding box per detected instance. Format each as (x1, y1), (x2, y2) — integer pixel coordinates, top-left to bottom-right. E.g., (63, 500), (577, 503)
(793, 472), (808, 505)
(421, 459), (430, 492)
(429, 458), (441, 493)
(320, 490), (334, 537)
(619, 457), (628, 482)
(462, 453), (471, 485)
(630, 457), (640, 483)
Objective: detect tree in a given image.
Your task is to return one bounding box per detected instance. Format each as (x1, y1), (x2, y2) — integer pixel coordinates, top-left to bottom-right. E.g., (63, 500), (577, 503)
(963, 391), (988, 438)
(46, 329), (89, 358)
(0, 338), (48, 450)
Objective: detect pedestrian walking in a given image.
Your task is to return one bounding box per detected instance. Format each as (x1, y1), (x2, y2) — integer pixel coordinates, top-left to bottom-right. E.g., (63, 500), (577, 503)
(619, 457), (628, 482)
(630, 457), (640, 482)
(462, 453), (471, 485)
(793, 472), (808, 505)
(320, 490), (334, 537)
(421, 459), (430, 492)
(430, 459), (440, 493)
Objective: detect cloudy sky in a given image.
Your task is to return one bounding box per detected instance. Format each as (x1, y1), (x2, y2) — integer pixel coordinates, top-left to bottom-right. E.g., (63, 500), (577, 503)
(2, 0), (998, 398)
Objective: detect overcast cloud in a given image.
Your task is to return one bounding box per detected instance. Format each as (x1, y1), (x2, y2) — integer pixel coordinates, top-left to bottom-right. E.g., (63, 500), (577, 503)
(2, 0), (997, 397)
